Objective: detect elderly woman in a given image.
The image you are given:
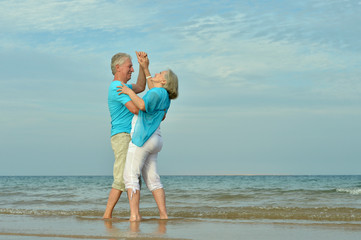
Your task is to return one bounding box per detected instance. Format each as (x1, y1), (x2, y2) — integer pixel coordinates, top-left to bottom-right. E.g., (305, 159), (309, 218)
(117, 53), (178, 221)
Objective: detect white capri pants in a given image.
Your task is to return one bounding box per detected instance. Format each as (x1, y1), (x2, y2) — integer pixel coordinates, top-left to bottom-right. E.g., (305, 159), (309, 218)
(124, 119), (164, 194)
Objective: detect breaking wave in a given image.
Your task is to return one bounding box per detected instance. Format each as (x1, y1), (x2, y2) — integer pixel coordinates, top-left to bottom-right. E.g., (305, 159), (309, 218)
(336, 188), (361, 195)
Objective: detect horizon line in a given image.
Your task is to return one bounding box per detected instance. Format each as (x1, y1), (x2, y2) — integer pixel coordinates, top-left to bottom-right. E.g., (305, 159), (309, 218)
(1, 174), (360, 177)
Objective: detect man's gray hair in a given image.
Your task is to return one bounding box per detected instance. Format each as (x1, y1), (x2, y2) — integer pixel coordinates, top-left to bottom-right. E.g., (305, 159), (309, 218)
(111, 53), (131, 75)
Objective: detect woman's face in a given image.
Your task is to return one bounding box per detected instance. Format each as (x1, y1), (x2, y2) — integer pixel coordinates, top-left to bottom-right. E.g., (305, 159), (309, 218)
(152, 71), (168, 84)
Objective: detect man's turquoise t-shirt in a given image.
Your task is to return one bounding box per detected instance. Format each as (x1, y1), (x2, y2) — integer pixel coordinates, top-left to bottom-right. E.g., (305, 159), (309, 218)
(108, 81), (133, 136)
(132, 88), (170, 147)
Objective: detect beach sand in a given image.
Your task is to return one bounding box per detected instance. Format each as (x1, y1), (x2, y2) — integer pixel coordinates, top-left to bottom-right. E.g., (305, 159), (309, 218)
(1, 214), (361, 240)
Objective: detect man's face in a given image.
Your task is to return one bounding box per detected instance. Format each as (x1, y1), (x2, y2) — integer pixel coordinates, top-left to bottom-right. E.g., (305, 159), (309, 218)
(118, 58), (134, 82)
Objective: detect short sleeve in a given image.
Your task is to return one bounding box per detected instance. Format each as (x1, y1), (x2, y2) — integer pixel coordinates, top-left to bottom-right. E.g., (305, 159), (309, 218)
(110, 82), (133, 104)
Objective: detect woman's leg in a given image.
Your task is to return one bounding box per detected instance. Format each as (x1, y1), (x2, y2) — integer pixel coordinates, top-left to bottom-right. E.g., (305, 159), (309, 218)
(152, 188), (168, 219)
(123, 142), (148, 221)
(142, 152), (167, 219)
(127, 188), (141, 221)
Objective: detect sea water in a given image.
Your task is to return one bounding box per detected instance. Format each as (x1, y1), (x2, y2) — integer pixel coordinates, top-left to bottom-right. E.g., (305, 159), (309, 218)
(1, 175), (361, 224)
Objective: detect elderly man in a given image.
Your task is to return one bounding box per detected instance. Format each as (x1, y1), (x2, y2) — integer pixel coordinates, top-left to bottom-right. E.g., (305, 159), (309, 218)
(103, 52), (146, 219)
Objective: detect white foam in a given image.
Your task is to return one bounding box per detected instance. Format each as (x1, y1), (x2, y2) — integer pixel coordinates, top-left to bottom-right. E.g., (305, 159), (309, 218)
(336, 188), (361, 195)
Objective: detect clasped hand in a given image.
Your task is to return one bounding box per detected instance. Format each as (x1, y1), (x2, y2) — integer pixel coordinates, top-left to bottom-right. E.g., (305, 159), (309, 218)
(117, 51), (149, 95)
(136, 51), (149, 69)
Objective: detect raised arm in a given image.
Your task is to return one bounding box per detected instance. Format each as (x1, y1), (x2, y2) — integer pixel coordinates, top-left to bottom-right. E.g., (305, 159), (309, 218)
(131, 51), (146, 94)
(136, 52), (155, 90)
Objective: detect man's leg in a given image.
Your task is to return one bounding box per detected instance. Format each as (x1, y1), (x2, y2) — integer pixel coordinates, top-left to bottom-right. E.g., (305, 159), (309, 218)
(103, 133), (130, 219)
(103, 188), (122, 219)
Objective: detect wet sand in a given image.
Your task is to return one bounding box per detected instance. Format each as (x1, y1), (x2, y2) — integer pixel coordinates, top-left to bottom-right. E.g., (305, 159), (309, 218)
(1, 214), (361, 240)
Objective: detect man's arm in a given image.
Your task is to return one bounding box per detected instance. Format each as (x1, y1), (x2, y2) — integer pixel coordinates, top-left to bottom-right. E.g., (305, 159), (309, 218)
(131, 51), (146, 94)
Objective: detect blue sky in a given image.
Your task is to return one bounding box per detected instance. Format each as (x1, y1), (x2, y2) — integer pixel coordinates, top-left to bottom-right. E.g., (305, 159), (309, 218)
(1, 0), (360, 175)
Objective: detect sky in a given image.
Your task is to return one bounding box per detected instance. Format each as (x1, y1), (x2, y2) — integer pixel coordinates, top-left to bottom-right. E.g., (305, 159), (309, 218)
(1, 0), (360, 176)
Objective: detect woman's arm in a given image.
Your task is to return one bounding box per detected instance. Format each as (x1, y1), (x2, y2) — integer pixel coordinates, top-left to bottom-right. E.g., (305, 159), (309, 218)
(143, 65), (155, 90)
(117, 84), (145, 111)
(125, 101), (140, 114)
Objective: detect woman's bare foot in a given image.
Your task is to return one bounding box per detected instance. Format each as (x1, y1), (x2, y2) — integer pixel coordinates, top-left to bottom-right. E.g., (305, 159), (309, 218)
(129, 214), (142, 222)
(102, 214), (112, 219)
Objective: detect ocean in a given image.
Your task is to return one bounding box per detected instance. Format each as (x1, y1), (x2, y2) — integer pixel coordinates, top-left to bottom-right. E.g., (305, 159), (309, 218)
(1, 175), (361, 239)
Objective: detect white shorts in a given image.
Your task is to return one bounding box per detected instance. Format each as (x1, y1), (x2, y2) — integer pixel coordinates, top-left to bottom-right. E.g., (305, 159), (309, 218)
(124, 117), (163, 194)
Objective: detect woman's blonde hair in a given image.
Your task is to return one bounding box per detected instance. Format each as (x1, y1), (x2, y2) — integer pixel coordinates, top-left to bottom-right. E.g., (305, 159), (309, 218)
(163, 69), (178, 99)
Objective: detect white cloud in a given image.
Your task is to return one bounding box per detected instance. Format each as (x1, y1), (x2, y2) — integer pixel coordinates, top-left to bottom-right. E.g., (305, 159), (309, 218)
(0, 0), (154, 32)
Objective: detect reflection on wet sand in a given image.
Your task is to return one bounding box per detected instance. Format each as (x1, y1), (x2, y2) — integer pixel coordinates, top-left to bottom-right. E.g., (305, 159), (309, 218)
(104, 218), (168, 239)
